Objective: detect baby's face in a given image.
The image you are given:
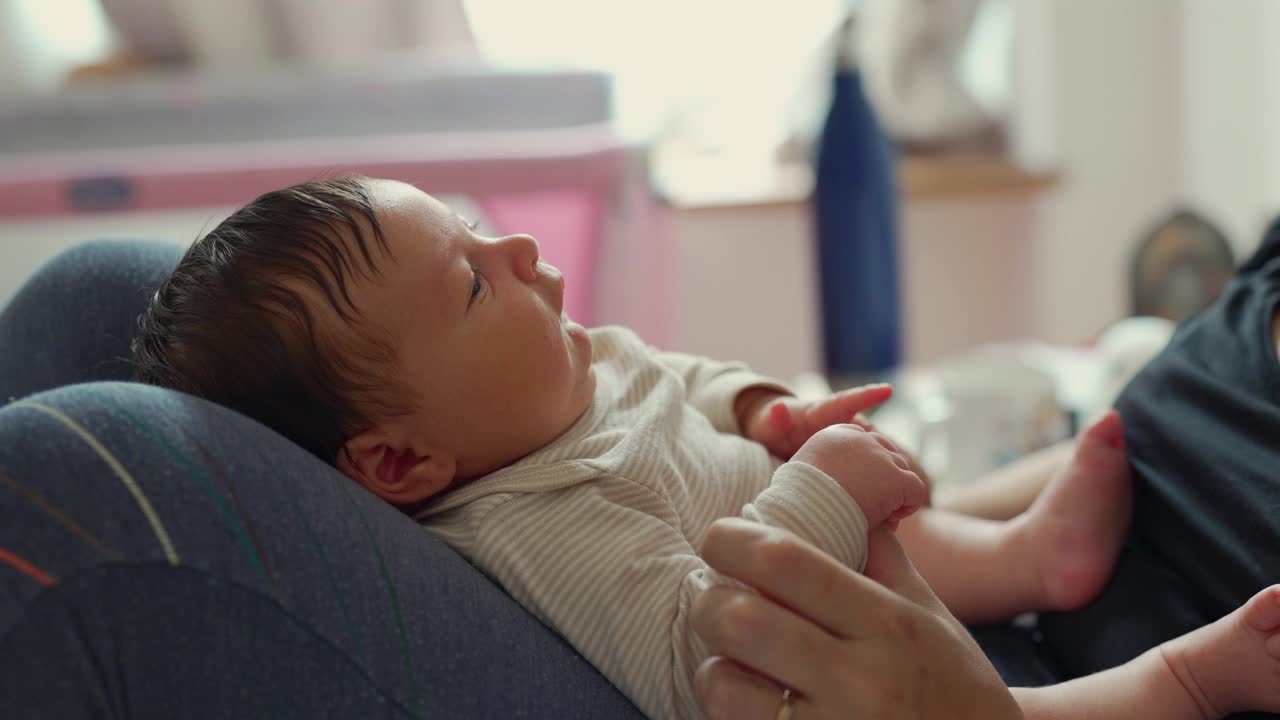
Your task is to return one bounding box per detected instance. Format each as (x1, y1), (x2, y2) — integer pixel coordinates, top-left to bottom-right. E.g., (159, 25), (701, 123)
(352, 179), (596, 480)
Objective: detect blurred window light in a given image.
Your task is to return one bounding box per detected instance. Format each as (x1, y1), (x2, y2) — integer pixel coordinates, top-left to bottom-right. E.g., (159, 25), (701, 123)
(464, 0), (1011, 152)
(958, 0), (1011, 118)
(463, 0), (844, 142)
(2, 0), (113, 91)
(16, 0), (113, 64)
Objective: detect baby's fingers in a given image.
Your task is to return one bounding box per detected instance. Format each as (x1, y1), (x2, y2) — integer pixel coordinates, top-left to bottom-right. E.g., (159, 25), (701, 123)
(807, 385), (893, 429)
(849, 412), (876, 431)
(767, 401), (793, 435)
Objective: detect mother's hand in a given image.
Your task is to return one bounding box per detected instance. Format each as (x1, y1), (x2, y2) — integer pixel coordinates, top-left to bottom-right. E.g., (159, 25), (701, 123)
(691, 519), (1024, 720)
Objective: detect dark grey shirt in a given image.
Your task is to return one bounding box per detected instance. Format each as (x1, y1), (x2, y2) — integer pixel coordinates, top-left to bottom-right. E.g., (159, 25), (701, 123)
(1039, 221), (1280, 703)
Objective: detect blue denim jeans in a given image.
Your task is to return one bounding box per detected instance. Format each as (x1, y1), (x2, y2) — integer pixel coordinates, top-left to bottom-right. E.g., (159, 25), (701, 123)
(0, 241), (642, 719)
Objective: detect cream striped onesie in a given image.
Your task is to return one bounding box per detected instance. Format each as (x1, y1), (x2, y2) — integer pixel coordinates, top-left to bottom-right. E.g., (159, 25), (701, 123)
(415, 326), (870, 719)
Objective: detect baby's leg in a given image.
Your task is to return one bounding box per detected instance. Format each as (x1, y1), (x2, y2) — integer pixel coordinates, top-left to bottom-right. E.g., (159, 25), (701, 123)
(896, 411), (1131, 624)
(1011, 585), (1280, 720)
(934, 440), (1070, 521)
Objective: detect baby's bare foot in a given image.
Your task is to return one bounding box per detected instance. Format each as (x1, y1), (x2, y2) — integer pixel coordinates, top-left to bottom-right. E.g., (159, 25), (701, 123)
(1016, 410), (1132, 611)
(1159, 585), (1280, 718)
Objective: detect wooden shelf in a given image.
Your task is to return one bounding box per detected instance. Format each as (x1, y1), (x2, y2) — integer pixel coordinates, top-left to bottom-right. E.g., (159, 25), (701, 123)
(654, 145), (1057, 211)
(900, 154), (1058, 199)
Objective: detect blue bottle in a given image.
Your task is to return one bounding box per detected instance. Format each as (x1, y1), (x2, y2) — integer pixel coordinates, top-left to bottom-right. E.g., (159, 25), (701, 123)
(813, 18), (902, 383)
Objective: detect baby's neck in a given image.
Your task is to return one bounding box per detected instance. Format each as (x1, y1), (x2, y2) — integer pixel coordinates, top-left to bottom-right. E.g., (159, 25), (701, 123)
(460, 404), (595, 483)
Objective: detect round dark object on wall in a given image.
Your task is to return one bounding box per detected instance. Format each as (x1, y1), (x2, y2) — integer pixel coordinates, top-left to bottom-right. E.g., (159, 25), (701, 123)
(1130, 208), (1235, 322)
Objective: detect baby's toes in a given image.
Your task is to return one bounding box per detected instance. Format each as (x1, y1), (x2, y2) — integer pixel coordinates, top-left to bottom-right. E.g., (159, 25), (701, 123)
(1243, 585), (1280, 634)
(1074, 409), (1127, 468)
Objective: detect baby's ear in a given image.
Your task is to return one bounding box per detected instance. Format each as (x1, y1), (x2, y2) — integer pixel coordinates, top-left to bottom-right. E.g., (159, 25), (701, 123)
(338, 429), (456, 505)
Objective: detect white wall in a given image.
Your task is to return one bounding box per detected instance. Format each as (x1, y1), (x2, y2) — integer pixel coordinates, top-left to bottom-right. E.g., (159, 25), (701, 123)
(1179, 0), (1280, 257)
(1015, 0), (1183, 345)
(1015, 0), (1280, 345)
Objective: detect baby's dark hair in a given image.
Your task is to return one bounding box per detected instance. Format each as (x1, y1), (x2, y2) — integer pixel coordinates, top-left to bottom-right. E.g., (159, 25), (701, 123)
(131, 176), (412, 464)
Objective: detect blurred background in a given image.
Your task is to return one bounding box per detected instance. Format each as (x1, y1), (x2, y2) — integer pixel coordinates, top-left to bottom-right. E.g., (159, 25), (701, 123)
(1, 0), (1276, 486)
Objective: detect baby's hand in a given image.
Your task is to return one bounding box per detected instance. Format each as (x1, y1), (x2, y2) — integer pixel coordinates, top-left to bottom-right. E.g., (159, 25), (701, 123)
(793, 424), (928, 530)
(847, 413), (933, 504)
(744, 384), (894, 459)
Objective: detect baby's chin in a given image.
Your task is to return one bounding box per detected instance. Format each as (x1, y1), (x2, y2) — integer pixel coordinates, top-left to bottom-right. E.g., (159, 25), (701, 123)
(562, 314), (592, 353)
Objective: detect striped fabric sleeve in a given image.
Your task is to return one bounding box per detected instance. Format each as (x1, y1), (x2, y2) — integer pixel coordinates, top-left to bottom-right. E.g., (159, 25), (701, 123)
(744, 460), (869, 573)
(472, 484), (713, 720)
(469, 464), (868, 719)
(651, 349), (792, 435)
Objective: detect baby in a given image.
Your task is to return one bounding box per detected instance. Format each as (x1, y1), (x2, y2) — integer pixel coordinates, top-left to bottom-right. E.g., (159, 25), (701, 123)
(133, 177), (1280, 719)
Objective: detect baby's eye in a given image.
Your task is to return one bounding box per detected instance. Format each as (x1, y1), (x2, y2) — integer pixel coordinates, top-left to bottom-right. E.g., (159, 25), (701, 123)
(469, 269), (484, 302)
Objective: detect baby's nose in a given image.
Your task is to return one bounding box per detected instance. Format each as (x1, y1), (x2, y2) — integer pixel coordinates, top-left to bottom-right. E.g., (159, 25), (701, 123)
(500, 234), (540, 280)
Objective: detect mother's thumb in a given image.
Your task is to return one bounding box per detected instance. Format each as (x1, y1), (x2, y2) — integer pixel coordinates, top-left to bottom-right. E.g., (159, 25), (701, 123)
(863, 526), (949, 617)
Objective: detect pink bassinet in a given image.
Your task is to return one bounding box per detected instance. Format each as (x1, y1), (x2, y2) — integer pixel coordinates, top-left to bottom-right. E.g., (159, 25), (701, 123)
(0, 65), (673, 341)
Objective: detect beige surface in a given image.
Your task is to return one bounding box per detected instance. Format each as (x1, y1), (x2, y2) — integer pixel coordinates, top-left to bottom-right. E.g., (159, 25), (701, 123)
(665, 173), (1051, 381)
(655, 147), (1061, 378)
